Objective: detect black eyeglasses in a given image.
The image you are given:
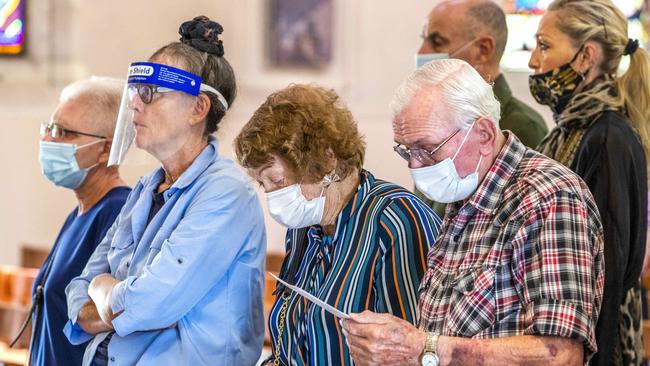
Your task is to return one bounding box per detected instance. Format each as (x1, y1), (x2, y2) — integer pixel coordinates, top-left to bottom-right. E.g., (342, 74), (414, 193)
(127, 84), (175, 104)
(393, 129), (461, 165)
(40, 122), (105, 140)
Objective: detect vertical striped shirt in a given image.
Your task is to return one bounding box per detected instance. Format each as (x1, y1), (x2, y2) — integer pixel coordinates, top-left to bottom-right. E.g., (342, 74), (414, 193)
(269, 170), (441, 365)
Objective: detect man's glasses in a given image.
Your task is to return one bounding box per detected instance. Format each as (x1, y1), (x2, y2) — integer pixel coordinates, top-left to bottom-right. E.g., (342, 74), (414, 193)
(40, 122), (105, 140)
(393, 129), (461, 165)
(128, 84), (175, 104)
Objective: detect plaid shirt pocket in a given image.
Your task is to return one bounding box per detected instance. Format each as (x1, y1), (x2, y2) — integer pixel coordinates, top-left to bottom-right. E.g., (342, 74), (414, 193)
(445, 266), (497, 337)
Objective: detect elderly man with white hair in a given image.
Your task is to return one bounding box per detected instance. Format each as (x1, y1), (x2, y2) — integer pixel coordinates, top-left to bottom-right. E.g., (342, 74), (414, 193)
(21, 77), (131, 366)
(341, 59), (605, 365)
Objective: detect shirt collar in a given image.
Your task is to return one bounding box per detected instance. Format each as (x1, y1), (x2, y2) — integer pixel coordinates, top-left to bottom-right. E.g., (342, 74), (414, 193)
(145, 136), (220, 192)
(332, 170), (374, 236)
(465, 132), (525, 214)
(492, 74), (512, 106)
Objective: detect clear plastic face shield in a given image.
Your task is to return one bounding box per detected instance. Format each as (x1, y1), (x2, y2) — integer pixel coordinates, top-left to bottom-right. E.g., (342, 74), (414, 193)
(108, 61), (229, 166)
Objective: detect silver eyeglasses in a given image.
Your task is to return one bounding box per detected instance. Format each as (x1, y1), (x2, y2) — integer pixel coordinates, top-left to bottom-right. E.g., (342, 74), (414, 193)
(393, 129), (461, 165)
(40, 122), (105, 140)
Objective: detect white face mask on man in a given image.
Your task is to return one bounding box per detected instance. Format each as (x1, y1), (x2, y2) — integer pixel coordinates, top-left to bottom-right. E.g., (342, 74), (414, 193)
(410, 120), (482, 203)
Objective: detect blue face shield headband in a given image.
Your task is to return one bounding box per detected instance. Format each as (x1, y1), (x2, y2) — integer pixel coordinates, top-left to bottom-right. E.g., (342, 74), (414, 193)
(108, 61), (230, 167)
(127, 61), (229, 109)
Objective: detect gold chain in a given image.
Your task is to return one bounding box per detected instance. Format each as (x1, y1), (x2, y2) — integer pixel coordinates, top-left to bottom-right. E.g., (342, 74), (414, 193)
(273, 292), (291, 366)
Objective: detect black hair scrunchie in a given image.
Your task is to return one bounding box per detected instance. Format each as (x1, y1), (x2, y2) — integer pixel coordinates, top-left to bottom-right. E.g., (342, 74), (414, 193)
(179, 15), (225, 57)
(624, 38), (639, 56)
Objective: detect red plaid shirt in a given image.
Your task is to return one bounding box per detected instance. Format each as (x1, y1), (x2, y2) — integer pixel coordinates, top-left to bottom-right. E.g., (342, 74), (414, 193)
(417, 133), (604, 360)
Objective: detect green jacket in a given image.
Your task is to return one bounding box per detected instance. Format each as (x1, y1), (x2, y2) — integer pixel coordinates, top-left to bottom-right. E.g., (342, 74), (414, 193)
(415, 74), (548, 217)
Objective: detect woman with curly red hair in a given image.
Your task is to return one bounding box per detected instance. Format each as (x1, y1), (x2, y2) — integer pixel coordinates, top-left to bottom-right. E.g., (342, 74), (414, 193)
(235, 84), (442, 366)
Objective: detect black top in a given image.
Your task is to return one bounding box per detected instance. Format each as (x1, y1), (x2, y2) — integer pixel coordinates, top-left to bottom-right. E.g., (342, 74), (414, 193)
(147, 188), (167, 226)
(570, 110), (647, 366)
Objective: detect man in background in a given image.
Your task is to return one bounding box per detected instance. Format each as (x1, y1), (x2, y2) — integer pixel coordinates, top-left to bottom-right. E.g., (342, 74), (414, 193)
(26, 77), (131, 366)
(415, 0), (548, 216)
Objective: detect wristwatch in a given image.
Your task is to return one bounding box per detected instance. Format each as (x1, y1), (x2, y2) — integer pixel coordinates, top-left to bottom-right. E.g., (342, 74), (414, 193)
(421, 333), (439, 366)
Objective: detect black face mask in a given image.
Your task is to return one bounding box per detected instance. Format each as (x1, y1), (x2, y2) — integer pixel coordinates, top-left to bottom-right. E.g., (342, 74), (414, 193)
(528, 48), (585, 115)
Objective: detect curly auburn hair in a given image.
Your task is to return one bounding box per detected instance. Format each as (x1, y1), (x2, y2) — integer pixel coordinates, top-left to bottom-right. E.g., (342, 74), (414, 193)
(235, 84), (365, 183)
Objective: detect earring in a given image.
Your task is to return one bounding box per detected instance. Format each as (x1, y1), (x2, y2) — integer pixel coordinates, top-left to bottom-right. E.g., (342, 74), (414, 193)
(485, 73), (495, 87)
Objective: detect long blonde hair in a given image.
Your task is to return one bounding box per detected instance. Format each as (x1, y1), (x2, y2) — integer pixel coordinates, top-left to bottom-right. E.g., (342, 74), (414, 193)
(549, 0), (650, 172)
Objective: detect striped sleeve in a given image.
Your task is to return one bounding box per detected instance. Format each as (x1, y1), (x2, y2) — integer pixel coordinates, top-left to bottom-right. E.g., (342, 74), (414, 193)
(374, 196), (441, 323)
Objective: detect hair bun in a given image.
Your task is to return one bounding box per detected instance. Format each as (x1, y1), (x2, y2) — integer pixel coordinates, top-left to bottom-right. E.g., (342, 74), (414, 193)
(179, 16), (225, 57)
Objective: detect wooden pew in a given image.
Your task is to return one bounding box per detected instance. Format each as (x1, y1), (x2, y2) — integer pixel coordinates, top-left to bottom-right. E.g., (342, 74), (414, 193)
(0, 265), (37, 366)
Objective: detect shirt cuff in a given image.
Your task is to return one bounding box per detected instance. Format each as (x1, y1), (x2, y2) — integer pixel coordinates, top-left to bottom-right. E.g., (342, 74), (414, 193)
(63, 320), (94, 345)
(110, 276), (136, 314)
(66, 282), (91, 324)
(111, 309), (138, 337)
(523, 298), (596, 360)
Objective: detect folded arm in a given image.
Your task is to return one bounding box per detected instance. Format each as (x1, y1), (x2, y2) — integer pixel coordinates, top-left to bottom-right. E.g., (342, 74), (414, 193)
(76, 300), (114, 335)
(109, 181), (259, 336)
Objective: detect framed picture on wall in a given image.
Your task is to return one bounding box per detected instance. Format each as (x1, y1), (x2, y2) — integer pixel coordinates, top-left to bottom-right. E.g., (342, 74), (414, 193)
(267, 0), (333, 68)
(0, 0), (26, 55)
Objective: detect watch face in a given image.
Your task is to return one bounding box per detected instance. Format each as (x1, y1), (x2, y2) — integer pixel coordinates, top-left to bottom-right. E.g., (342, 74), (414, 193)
(421, 353), (439, 366)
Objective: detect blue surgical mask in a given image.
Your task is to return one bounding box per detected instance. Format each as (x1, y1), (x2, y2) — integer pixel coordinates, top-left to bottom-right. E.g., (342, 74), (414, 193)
(415, 37), (479, 69)
(415, 53), (449, 69)
(39, 140), (104, 189)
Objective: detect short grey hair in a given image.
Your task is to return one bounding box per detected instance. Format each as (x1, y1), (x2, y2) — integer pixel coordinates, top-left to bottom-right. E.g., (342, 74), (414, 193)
(390, 58), (500, 130)
(59, 76), (124, 137)
(467, 1), (508, 61)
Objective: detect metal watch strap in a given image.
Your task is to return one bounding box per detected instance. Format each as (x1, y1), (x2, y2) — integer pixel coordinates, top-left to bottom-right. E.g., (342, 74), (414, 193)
(425, 333), (439, 353)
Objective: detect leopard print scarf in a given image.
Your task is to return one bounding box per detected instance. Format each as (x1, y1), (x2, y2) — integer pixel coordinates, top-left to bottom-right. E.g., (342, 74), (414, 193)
(537, 74), (622, 167)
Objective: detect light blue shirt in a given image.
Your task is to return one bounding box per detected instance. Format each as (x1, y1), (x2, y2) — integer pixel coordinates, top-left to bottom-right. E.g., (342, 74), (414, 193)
(64, 137), (267, 366)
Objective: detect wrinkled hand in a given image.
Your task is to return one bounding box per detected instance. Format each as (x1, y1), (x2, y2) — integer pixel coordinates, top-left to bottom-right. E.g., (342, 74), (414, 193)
(341, 310), (427, 366)
(77, 300), (114, 334)
(88, 273), (120, 325)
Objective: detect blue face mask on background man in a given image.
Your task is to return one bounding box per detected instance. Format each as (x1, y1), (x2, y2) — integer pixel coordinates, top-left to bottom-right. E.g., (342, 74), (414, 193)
(39, 139), (104, 189)
(415, 37), (479, 69)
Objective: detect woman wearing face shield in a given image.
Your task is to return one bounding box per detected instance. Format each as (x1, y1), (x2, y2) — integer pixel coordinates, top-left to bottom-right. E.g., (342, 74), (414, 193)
(63, 16), (266, 366)
(528, 1), (650, 364)
(235, 84), (441, 366)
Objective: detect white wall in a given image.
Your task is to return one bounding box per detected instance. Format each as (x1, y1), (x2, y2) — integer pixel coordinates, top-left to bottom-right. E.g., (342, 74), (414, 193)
(0, 0), (553, 265)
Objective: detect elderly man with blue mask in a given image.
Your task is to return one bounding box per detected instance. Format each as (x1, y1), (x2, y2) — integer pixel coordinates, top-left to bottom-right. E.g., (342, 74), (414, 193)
(16, 77), (131, 366)
(342, 59), (605, 366)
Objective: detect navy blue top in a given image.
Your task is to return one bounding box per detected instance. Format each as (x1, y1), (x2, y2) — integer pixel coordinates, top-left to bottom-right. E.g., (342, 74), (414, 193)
(30, 186), (131, 366)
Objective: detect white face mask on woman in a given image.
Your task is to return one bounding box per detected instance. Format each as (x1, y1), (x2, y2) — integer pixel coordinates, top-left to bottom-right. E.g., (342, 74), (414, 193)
(266, 184), (325, 229)
(265, 172), (340, 229)
(410, 121), (482, 203)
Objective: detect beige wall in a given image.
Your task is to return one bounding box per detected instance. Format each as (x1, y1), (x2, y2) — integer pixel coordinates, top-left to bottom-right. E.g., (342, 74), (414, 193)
(0, 0), (553, 265)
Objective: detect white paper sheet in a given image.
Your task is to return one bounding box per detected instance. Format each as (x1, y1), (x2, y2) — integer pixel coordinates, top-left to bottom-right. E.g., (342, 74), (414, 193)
(269, 272), (351, 319)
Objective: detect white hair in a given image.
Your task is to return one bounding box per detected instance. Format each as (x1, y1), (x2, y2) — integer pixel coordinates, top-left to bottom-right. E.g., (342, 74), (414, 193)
(59, 76), (125, 136)
(390, 59), (501, 130)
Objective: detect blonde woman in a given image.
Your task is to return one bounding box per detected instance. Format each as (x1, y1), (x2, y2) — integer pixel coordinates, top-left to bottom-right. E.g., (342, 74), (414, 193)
(528, 1), (650, 364)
